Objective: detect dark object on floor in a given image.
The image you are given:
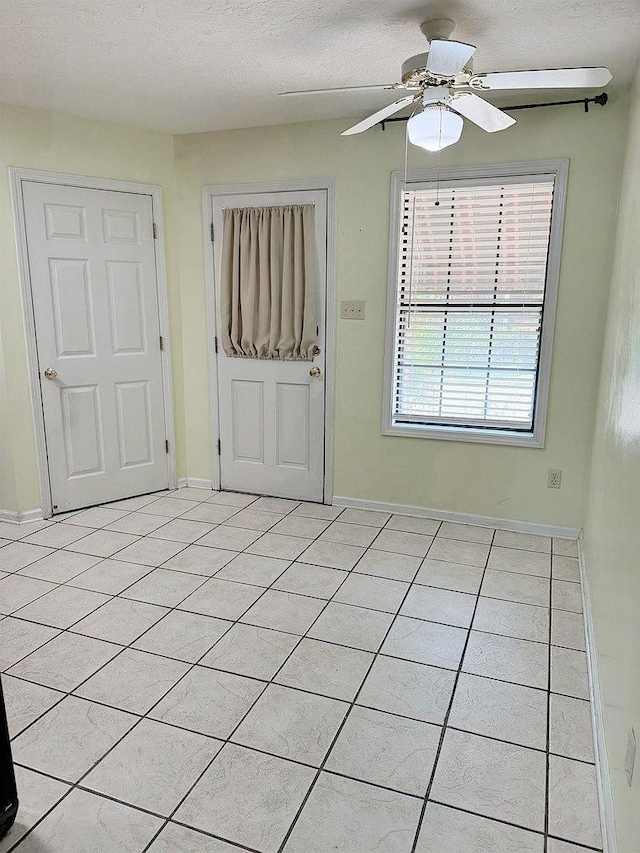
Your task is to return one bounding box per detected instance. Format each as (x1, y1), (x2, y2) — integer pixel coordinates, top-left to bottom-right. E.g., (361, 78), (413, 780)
(0, 675), (18, 839)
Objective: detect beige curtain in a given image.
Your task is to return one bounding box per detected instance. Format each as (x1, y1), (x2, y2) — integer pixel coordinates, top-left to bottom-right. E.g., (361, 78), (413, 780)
(221, 204), (318, 360)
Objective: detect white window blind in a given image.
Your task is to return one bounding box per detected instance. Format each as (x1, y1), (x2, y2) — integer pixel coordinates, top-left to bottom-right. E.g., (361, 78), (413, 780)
(392, 176), (555, 434)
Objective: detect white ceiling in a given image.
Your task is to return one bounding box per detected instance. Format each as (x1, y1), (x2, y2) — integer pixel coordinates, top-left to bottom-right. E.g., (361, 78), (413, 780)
(1, 0), (638, 134)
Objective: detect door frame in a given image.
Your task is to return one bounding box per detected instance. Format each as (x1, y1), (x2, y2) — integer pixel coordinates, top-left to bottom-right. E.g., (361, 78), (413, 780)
(9, 167), (177, 518)
(202, 178), (336, 504)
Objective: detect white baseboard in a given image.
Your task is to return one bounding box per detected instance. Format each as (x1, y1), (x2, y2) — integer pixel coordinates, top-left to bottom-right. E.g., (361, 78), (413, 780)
(176, 477), (216, 490)
(0, 507), (44, 524)
(331, 495), (580, 539)
(579, 541), (618, 853)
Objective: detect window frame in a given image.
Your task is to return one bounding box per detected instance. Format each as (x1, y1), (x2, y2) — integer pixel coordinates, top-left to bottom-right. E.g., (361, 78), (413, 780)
(382, 159), (569, 448)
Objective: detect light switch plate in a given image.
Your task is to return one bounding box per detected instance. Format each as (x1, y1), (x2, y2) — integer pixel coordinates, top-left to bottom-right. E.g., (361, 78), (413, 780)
(341, 300), (366, 320)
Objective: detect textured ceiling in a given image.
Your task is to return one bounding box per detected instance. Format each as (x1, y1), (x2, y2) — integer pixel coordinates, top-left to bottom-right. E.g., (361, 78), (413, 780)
(0, 0), (638, 133)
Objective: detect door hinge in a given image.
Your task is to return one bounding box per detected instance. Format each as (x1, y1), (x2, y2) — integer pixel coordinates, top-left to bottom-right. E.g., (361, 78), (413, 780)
(165, 439), (169, 453)
(214, 336), (219, 354)
(153, 222), (158, 239)
(210, 222), (214, 242)
(159, 335), (164, 351)
(217, 438), (221, 456)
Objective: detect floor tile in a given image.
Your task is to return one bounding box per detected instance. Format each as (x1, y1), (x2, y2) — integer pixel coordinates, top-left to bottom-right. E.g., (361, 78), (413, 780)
(487, 546), (551, 578)
(473, 596), (549, 643)
(162, 544), (236, 576)
(134, 610), (231, 663)
(176, 743), (314, 853)
(372, 528), (433, 558)
(273, 562), (347, 599)
(275, 638), (373, 700)
(415, 802), (544, 853)
(105, 512), (169, 535)
(66, 529), (140, 557)
(197, 525), (261, 551)
(481, 569), (549, 607)
(8, 631), (120, 691)
(0, 546), (55, 577)
(73, 597), (169, 644)
(0, 618), (59, 670)
(551, 609), (586, 651)
(382, 616), (467, 670)
(549, 694), (595, 762)
(75, 648), (189, 714)
(415, 558), (483, 594)
(17, 548), (101, 583)
(298, 539), (366, 570)
(13, 787), (162, 853)
(201, 622), (298, 679)
(493, 530), (551, 553)
(319, 521), (378, 547)
(121, 567), (205, 606)
(206, 491), (257, 507)
(4, 675), (63, 738)
(354, 549), (421, 582)
(246, 532), (312, 560)
(552, 538), (579, 558)
(326, 705), (440, 795)
(333, 573), (409, 613)
(12, 694), (135, 781)
(0, 522), (42, 542)
(0, 572), (56, 615)
(552, 556), (581, 582)
(306, 601), (394, 652)
(181, 502), (241, 523)
(178, 577), (264, 620)
(427, 537), (490, 567)
(270, 515), (331, 539)
(214, 551), (291, 586)
(225, 507), (285, 531)
(144, 497), (198, 517)
(84, 718), (222, 815)
(430, 728), (546, 831)
(551, 646), (590, 700)
(548, 755), (602, 848)
(233, 682), (348, 765)
(113, 536), (187, 567)
(147, 822), (241, 853)
(107, 494), (164, 511)
(15, 585), (110, 629)
(357, 656), (456, 725)
(171, 487), (214, 501)
(437, 521), (494, 544)
(252, 496), (300, 513)
(148, 518), (215, 543)
(387, 514), (441, 536)
(240, 589), (325, 634)
(292, 502), (343, 520)
(21, 523), (91, 549)
(552, 580), (583, 613)
(0, 766), (69, 853)
(67, 506), (130, 528)
(463, 631), (548, 689)
(283, 771), (422, 853)
(547, 839), (595, 853)
(67, 558), (153, 594)
(338, 508), (391, 527)
(448, 672), (547, 749)
(150, 665), (265, 737)
(401, 585), (476, 628)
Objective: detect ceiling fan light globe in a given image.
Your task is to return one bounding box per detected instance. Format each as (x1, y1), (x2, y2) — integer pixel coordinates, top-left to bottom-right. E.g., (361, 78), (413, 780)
(408, 105), (463, 152)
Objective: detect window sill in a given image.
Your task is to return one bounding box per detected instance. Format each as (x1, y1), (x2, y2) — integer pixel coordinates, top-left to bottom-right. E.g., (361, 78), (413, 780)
(383, 420), (545, 448)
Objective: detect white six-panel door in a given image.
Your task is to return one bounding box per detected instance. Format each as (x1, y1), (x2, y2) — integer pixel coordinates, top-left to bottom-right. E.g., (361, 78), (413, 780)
(22, 182), (169, 513)
(212, 190), (327, 502)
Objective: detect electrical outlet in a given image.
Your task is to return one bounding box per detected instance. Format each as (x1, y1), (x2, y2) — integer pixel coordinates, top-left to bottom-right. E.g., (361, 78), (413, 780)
(625, 728), (636, 786)
(341, 300), (366, 320)
(547, 469), (562, 489)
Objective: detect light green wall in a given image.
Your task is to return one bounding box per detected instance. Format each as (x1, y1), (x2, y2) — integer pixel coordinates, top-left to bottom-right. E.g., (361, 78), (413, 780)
(583, 64), (640, 851)
(0, 103), (185, 512)
(174, 96), (628, 528)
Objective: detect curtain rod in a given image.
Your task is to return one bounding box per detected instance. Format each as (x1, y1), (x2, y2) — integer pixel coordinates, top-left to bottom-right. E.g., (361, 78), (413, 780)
(379, 92), (608, 130)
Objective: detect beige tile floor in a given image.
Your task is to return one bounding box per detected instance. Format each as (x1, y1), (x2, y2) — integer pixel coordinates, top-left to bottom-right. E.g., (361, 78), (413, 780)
(0, 488), (601, 852)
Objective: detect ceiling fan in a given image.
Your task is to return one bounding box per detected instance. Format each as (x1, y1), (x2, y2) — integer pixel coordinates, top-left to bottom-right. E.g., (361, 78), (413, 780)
(279, 19), (612, 152)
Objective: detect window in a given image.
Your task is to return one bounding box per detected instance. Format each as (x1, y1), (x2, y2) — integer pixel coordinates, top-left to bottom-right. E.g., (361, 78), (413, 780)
(383, 161), (567, 447)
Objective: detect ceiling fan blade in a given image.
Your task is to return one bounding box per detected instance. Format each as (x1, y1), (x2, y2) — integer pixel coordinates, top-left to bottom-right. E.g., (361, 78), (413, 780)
(426, 39), (476, 77)
(474, 67), (612, 90)
(451, 93), (516, 132)
(341, 94), (420, 136)
(279, 84), (397, 97)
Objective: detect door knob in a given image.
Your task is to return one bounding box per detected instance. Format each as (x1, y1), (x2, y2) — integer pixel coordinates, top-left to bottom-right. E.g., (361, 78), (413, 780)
(309, 366), (321, 377)
(43, 368), (58, 380)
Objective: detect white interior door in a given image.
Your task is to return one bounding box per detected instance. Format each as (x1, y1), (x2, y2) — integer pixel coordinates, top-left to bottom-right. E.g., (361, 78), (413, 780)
(212, 190), (327, 502)
(22, 181), (169, 513)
